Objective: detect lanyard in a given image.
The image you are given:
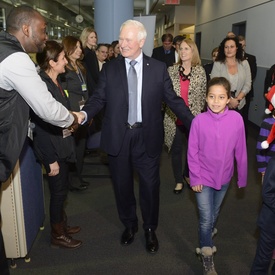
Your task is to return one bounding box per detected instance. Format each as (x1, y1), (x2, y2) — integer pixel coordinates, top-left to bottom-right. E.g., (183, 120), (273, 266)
(76, 66), (85, 85)
(57, 82), (66, 97)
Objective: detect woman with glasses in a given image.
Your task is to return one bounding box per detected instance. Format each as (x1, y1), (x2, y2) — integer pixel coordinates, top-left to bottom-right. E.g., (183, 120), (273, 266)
(164, 39), (207, 194)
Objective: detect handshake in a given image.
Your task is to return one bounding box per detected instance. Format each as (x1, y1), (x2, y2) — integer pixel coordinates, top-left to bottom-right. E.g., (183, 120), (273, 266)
(67, 111), (86, 132)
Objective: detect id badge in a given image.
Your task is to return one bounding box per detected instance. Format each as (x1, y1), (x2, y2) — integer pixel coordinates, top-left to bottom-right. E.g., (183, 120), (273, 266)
(63, 129), (72, 138)
(81, 84), (87, 92)
(28, 120), (34, 140)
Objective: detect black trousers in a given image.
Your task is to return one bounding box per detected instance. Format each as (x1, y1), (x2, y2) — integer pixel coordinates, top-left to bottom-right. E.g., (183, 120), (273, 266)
(171, 125), (189, 183)
(250, 228), (275, 274)
(74, 125), (88, 178)
(46, 161), (69, 224)
(108, 128), (161, 231)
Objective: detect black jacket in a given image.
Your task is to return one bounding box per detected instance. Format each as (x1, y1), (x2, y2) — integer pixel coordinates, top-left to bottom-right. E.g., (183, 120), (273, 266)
(31, 71), (76, 171)
(0, 31), (30, 182)
(151, 46), (176, 68)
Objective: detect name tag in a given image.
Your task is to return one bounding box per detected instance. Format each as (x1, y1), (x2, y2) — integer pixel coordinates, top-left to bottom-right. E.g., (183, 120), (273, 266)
(63, 129), (72, 138)
(81, 84), (87, 92)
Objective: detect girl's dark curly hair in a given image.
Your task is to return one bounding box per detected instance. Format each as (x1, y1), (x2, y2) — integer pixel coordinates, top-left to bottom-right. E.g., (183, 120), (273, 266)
(215, 36), (244, 63)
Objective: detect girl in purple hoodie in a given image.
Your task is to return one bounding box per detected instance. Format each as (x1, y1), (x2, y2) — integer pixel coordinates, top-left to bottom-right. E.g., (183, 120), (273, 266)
(188, 77), (247, 275)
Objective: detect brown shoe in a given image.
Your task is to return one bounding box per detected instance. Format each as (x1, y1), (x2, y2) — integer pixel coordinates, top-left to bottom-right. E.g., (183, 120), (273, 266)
(51, 222), (82, 249)
(63, 211), (81, 234)
(66, 225), (81, 235)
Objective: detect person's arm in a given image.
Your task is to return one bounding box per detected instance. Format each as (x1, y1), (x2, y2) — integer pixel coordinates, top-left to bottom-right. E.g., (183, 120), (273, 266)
(250, 55), (257, 81)
(187, 117), (202, 189)
(235, 60), (252, 101)
(235, 116), (248, 188)
(256, 120), (271, 173)
(210, 61), (220, 79)
(262, 157), (275, 214)
(1, 52), (75, 128)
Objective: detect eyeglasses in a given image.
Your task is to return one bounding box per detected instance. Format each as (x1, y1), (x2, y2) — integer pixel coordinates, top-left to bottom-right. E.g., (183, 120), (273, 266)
(178, 66), (192, 81)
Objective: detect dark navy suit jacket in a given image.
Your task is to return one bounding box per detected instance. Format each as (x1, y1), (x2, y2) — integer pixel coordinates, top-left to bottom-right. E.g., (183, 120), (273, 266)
(151, 46), (175, 68)
(82, 54), (193, 157)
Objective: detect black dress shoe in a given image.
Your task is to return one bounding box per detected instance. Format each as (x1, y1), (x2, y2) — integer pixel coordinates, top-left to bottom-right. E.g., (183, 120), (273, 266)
(69, 184), (88, 192)
(80, 179), (89, 186)
(121, 227), (138, 246)
(173, 183), (183, 194)
(145, 229), (159, 253)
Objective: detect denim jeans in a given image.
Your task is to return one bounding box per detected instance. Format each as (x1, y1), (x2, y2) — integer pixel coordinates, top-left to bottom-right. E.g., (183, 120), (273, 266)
(195, 183), (230, 248)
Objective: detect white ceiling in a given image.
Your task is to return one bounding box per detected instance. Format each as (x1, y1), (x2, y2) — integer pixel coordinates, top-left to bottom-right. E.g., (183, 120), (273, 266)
(1, 0), (195, 30)
(54, 0), (195, 25)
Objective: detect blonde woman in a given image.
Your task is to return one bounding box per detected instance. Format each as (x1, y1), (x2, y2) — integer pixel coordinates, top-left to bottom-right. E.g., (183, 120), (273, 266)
(164, 39), (207, 194)
(79, 27), (98, 95)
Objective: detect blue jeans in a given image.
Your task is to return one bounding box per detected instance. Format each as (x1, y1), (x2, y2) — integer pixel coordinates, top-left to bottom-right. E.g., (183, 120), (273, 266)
(195, 183), (230, 248)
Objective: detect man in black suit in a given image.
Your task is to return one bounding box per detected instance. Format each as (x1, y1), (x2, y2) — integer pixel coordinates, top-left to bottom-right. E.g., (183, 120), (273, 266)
(151, 33), (175, 67)
(81, 20), (193, 254)
(250, 157), (275, 274)
(238, 35), (257, 128)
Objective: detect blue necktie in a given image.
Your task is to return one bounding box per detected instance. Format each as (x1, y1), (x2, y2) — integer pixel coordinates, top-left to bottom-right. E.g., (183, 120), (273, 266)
(127, 60), (138, 125)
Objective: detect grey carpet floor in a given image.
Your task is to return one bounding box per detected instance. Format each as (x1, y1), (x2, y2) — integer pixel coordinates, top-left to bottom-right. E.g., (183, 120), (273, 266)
(9, 125), (265, 275)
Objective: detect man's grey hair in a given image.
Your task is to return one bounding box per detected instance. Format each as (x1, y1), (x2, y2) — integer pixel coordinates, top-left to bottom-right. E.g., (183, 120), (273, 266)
(120, 20), (147, 42)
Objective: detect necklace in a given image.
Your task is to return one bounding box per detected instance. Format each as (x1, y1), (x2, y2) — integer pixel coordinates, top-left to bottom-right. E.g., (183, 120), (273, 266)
(179, 65), (192, 81)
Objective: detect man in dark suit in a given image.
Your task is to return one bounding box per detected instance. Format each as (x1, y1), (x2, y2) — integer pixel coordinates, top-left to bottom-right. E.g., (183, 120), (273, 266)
(250, 157), (275, 274)
(238, 35), (257, 128)
(151, 33), (175, 68)
(81, 20), (193, 254)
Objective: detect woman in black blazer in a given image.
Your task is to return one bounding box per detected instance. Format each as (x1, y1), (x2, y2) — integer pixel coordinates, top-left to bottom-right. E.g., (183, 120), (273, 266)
(61, 36), (89, 191)
(79, 27), (99, 96)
